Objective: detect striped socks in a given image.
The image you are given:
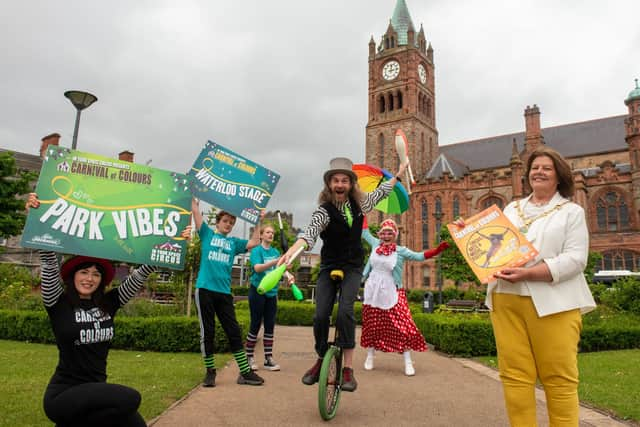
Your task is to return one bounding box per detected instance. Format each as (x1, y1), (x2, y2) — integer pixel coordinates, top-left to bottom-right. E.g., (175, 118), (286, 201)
(264, 333), (274, 358)
(245, 332), (258, 358)
(233, 350), (251, 374)
(203, 354), (215, 370)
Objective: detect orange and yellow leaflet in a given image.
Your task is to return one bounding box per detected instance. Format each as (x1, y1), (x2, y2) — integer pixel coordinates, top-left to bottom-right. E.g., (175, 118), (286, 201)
(447, 205), (538, 284)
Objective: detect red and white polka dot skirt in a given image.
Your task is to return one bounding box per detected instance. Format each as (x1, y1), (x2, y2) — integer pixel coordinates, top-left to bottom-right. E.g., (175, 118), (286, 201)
(360, 289), (427, 353)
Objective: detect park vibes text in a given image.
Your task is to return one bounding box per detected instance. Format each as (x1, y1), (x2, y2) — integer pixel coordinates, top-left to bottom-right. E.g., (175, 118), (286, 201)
(38, 198), (181, 240)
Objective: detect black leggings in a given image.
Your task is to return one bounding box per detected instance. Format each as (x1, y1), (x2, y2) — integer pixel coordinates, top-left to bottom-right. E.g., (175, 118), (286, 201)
(44, 382), (146, 427)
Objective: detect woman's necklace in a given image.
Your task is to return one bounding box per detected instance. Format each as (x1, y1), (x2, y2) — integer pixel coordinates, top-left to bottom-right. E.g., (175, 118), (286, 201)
(515, 199), (569, 233)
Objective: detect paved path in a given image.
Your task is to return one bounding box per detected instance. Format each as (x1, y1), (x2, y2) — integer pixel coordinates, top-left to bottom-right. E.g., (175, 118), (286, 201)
(149, 326), (628, 427)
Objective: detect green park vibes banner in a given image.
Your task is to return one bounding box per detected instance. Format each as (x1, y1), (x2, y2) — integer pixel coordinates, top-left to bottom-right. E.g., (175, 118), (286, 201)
(21, 146), (192, 269)
(188, 141), (280, 224)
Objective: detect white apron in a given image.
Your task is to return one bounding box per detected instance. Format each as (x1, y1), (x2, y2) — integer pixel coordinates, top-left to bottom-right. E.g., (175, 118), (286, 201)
(363, 250), (398, 309)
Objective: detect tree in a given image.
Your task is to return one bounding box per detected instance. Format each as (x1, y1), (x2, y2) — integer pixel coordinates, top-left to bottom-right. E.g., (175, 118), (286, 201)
(584, 251), (603, 283)
(438, 224), (481, 286)
(0, 151), (37, 239)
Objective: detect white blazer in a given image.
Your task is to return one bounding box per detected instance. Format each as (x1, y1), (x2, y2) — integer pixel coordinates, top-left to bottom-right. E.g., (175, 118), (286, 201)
(485, 192), (596, 317)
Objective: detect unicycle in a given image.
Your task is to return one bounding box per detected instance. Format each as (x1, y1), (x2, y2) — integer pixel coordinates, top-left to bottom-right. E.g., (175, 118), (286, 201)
(318, 326), (343, 420)
(318, 269), (345, 421)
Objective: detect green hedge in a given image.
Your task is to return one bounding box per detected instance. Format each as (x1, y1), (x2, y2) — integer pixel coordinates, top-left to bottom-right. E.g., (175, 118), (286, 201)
(413, 312), (496, 357)
(231, 286), (311, 301)
(0, 309), (249, 353)
(2, 304), (638, 356)
(235, 300), (363, 326)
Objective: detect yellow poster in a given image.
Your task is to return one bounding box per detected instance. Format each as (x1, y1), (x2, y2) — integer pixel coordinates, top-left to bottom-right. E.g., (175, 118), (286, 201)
(447, 205), (538, 284)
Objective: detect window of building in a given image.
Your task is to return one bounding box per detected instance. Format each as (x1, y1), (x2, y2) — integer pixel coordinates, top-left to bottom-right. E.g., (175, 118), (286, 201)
(378, 133), (385, 170)
(482, 196), (503, 210)
(600, 250), (640, 272)
(434, 197), (443, 242)
(596, 191), (630, 231)
(422, 266), (431, 288)
(157, 270), (173, 283)
(379, 95), (385, 113)
(453, 196), (460, 219)
(421, 200), (429, 248)
(397, 90), (403, 109)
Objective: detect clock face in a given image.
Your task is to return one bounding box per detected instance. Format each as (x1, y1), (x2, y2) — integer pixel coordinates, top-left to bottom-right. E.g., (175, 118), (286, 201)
(418, 64), (427, 84)
(382, 60), (400, 81)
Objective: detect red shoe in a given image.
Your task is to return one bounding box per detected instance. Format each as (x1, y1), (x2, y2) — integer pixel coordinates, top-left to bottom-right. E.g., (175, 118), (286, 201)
(341, 367), (357, 392)
(302, 358), (323, 385)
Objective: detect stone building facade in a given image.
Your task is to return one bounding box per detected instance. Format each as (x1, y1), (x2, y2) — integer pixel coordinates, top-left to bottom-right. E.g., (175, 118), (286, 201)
(366, 0), (640, 289)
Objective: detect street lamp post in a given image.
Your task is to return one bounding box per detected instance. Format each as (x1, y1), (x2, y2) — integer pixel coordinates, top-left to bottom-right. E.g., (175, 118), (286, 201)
(64, 90), (98, 150)
(433, 211), (444, 305)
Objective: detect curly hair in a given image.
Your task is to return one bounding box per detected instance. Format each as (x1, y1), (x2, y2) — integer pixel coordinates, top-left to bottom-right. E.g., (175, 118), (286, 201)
(317, 177), (365, 208)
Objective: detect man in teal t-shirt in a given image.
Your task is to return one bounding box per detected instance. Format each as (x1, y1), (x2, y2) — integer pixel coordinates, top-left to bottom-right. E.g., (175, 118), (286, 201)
(191, 198), (264, 387)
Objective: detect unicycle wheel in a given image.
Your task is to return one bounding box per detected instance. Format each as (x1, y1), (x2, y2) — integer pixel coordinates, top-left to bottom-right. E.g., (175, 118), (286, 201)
(318, 345), (342, 420)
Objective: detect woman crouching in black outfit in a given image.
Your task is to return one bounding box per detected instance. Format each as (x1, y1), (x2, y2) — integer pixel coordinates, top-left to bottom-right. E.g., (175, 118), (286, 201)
(27, 193), (189, 427)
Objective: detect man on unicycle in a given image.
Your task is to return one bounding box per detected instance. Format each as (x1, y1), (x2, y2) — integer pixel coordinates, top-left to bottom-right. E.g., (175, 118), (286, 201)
(280, 157), (408, 393)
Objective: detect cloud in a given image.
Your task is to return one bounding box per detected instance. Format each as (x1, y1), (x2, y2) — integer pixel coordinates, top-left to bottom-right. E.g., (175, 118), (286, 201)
(1, 0), (638, 231)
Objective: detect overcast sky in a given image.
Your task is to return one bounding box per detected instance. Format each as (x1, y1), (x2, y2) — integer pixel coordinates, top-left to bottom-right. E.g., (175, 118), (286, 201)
(2, 0), (638, 233)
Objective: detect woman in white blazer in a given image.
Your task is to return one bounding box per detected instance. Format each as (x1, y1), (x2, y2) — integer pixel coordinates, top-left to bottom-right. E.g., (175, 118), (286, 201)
(461, 147), (596, 426)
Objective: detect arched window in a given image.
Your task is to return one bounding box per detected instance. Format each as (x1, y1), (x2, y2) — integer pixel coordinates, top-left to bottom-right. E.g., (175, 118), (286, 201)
(434, 197), (443, 242)
(453, 196), (460, 219)
(385, 38), (389, 50)
(482, 196), (503, 210)
(388, 93), (394, 111)
(596, 191), (630, 231)
(421, 200), (429, 248)
(379, 95), (386, 113)
(426, 98), (432, 118)
(378, 133), (385, 170)
(600, 250), (640, 271)
(397, 91), (403, 109)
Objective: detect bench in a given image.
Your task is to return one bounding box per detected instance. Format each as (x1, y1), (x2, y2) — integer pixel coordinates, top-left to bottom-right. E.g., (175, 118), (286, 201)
(444, 299), (489, 313)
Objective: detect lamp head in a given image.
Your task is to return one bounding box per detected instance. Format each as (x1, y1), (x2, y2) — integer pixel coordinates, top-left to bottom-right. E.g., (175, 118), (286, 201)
(64, 90), (98, 111)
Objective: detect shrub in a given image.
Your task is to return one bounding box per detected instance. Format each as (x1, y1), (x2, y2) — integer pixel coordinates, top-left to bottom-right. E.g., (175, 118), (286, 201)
(588, 283), (609, 304)
(600, 277), (640, 315)
(413, 312), (495, 356)
(0, 264), (37, 310)
(231, 285), (311, 301)
(119, 298), (184, 317)
(0, 309), (249, 353)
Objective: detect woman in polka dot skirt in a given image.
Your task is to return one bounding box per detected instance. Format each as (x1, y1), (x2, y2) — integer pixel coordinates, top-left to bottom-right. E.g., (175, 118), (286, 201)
(360, 218), (449, 375)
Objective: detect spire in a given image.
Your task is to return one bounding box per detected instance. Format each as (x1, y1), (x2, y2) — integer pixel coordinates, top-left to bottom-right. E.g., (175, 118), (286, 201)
(510, 138), (522, 164)
(391, 0), (417, 46)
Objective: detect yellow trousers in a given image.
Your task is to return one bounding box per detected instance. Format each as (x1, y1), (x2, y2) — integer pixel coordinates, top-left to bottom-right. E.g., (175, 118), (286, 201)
(490, 293), (582, 427)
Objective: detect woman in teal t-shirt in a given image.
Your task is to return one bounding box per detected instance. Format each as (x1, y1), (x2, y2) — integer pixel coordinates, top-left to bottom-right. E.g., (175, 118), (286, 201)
(246, 224), (284, 371)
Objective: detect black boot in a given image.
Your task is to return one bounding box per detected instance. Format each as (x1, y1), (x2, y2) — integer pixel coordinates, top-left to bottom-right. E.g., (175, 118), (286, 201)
(203, 368), (216, 387)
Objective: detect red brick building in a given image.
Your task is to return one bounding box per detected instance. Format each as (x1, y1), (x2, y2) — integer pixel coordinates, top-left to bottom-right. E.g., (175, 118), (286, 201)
(366, 0), (640, 289)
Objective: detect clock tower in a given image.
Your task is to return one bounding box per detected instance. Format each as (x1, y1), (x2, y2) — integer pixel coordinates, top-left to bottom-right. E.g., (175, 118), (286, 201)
(366, 0), (438, 226)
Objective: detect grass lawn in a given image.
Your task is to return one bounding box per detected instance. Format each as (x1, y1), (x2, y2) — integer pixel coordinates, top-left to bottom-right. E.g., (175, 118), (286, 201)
(0, 340), (231, 427)
(477, 349), (640, 423)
